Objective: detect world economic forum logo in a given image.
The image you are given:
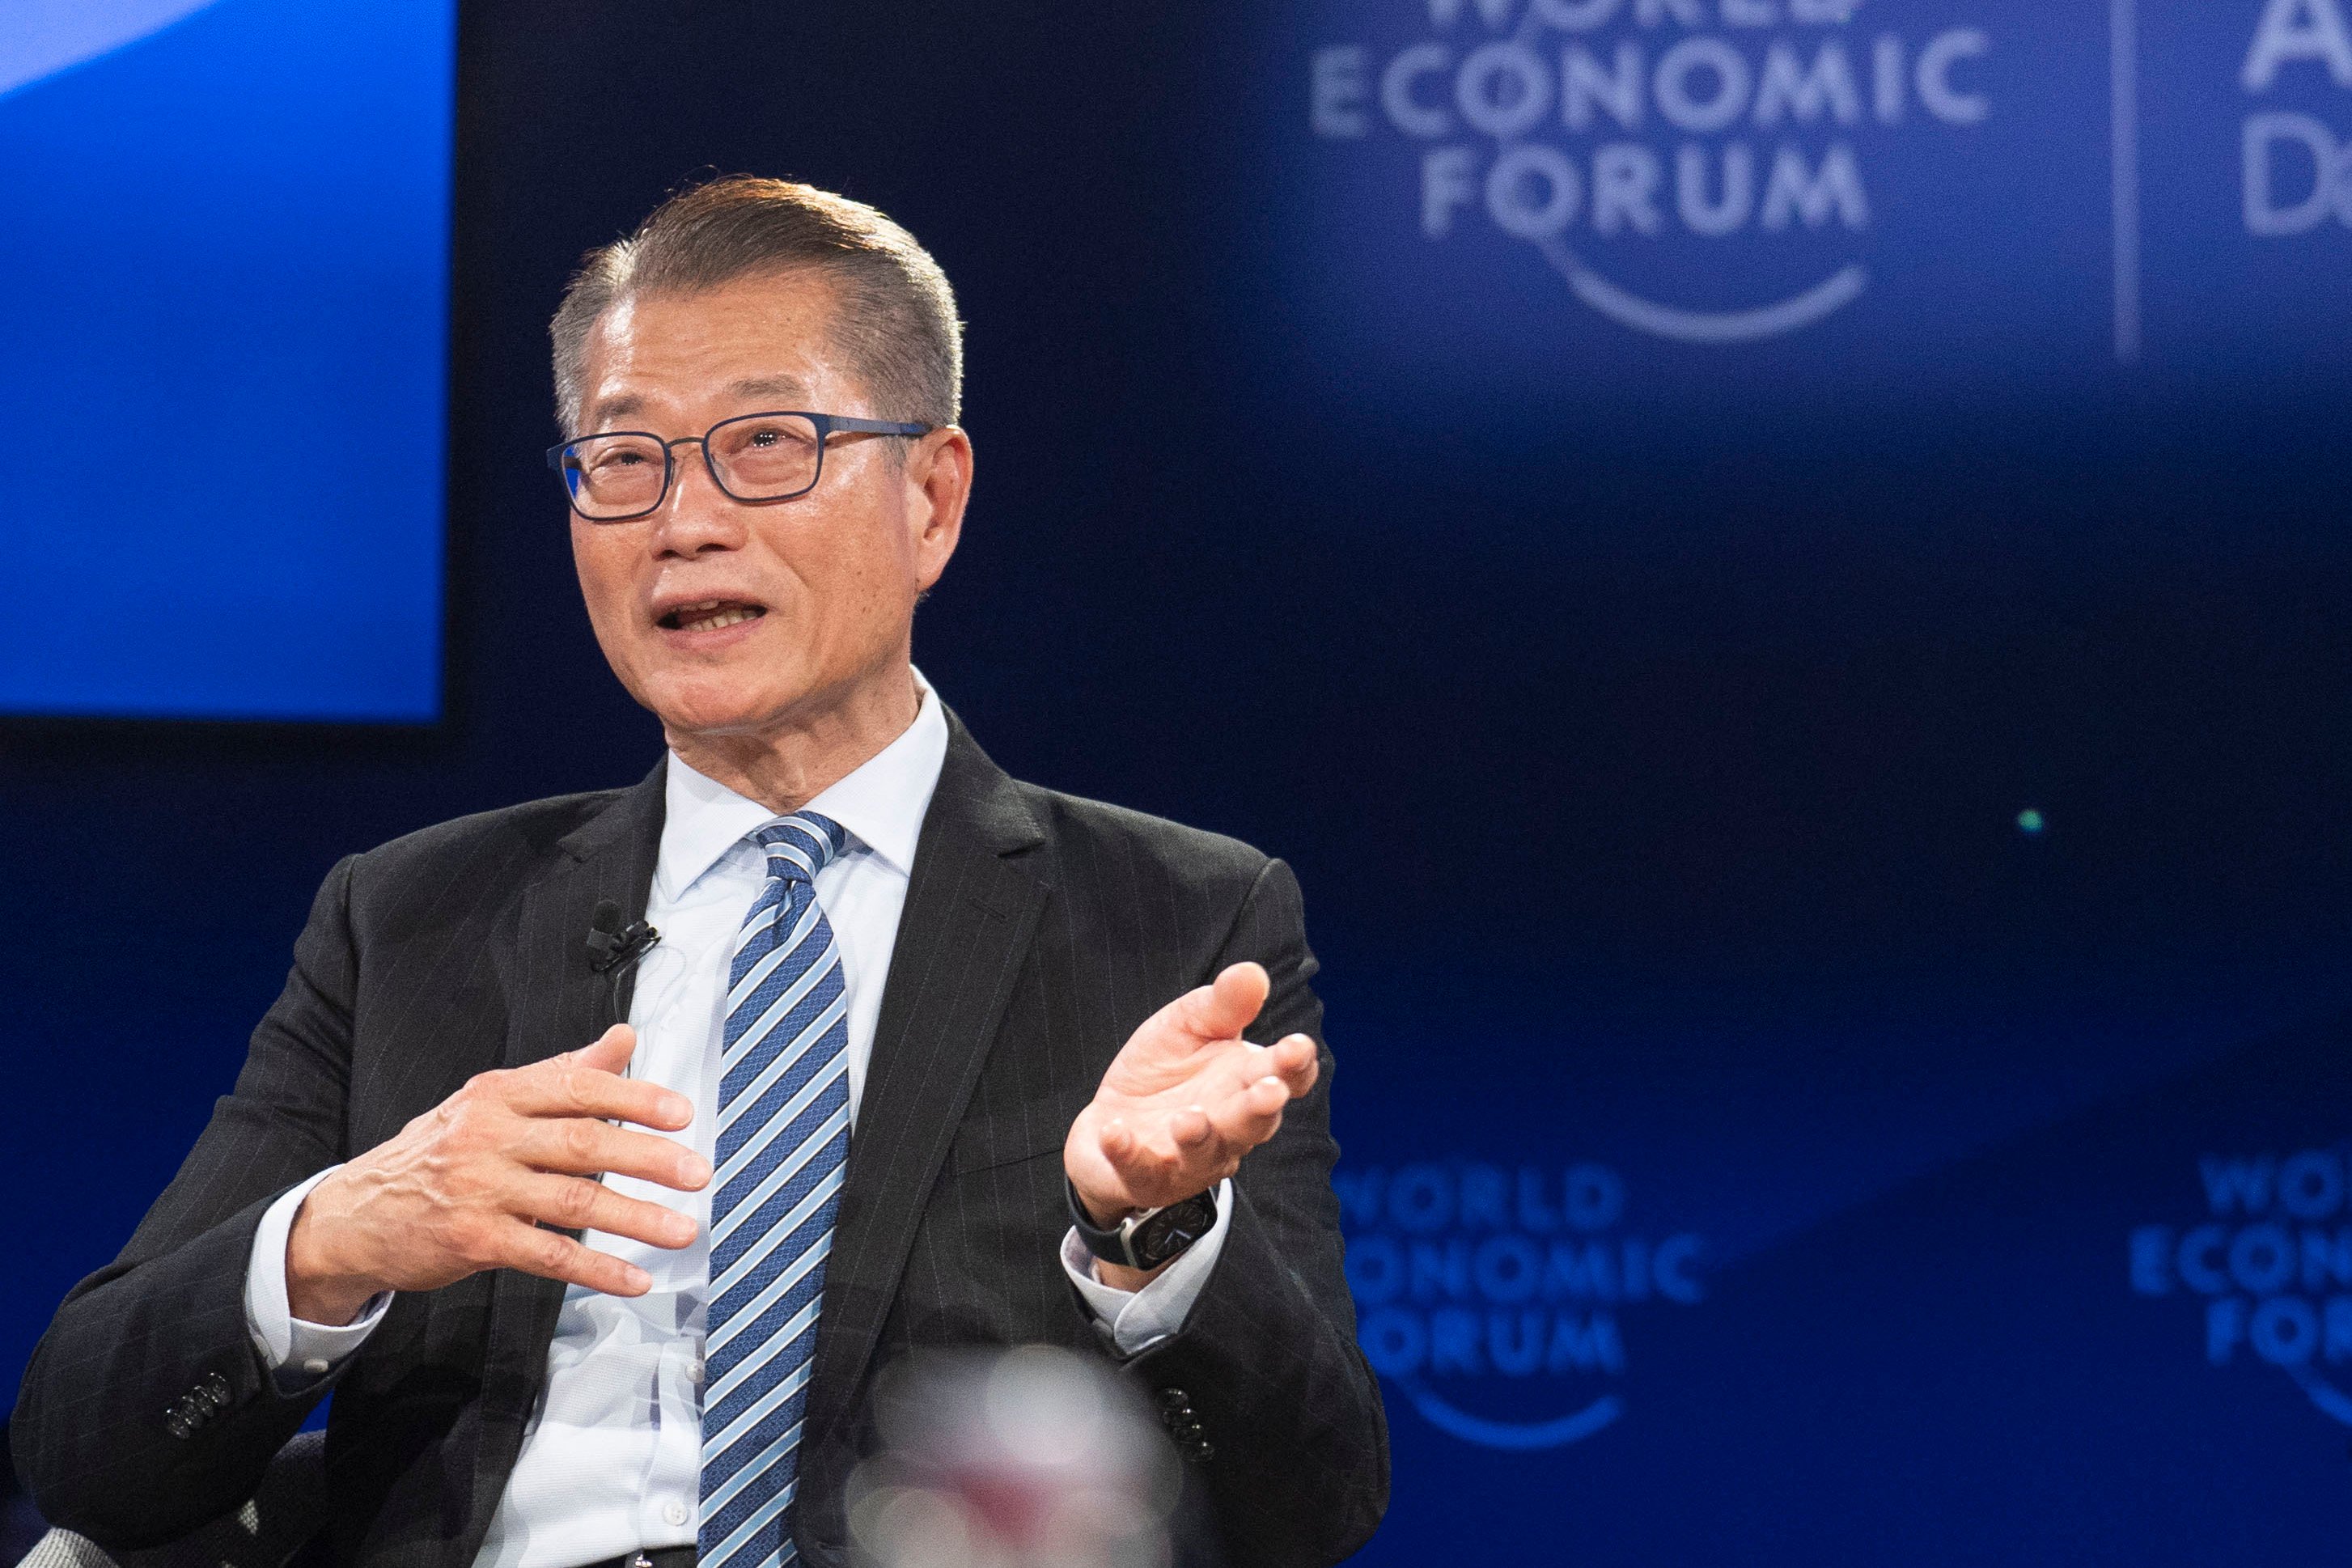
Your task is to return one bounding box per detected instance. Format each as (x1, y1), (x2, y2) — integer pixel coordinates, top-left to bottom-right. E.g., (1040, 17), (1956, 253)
(1307, 0), (1993, 344)
(2129, 1146), (2352, 1427)
(1337, 1159), (1706, 1449)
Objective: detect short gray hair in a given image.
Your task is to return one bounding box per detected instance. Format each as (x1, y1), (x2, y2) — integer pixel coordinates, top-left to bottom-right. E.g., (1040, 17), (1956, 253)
(549, 175), (963, 433)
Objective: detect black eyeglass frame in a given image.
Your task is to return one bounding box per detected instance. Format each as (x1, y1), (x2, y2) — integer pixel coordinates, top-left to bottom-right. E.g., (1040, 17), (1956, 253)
(545, 410), (934, 521)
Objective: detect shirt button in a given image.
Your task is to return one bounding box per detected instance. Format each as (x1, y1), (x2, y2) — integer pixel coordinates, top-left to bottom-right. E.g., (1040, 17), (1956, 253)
(663, 1500), (690, 1528)
(689, 1359), (706, 1383)
(301, 1358), (330, 1376)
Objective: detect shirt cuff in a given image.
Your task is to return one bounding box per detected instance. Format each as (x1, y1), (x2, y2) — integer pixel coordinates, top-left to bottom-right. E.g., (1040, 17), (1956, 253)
(244, 1166), (391, 1388)
(1058, 1178), (1233, 1355)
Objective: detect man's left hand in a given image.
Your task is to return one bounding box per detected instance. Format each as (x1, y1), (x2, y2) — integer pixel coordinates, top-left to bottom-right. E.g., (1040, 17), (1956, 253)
(1064, 962), (1320, 1278)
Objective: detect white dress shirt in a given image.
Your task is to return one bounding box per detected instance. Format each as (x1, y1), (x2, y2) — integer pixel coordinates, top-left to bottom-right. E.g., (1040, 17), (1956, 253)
(242, 675), (1231, 1568)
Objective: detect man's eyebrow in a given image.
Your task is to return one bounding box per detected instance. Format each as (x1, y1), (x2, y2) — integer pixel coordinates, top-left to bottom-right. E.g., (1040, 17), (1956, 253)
(729, 375), (811, 404)
(578, 376), (811, 433)
(581, 393), (644, 430)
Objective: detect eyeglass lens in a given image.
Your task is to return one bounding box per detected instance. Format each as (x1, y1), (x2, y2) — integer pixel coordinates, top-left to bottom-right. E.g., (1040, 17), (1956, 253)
(560, 413), (824, 517)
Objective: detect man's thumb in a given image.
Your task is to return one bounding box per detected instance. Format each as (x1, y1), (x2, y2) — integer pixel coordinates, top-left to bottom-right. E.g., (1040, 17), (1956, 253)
(1190, 963), (1270, 1038)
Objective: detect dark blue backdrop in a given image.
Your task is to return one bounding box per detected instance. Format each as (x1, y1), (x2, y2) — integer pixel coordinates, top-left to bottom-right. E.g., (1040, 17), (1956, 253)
(5, 2), (2351, 1562)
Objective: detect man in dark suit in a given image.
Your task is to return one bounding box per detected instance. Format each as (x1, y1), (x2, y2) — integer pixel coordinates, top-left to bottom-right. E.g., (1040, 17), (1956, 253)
(12, 177), (1386, 1568)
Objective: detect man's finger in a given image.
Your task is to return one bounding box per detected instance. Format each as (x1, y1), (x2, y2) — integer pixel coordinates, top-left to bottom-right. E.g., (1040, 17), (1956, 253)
(572, 1024), (638, 1074)
(514, 1172), (698, 1249)
(1067, 1121), (1146, 1220)
(1169, 1104), (1214, 1148)
(1100, 1118), (1139, 1166)
(1269, 1034), (1320, 1095)
(1169, 963), (1270, 1045)
(1102, 1119), (1186, 1184)
(1200, 1075), (1290, 1152)
(507, 1054), (692, 1131)
(514, 1118), (711, 1190)
(494, 1219), (654, 1296)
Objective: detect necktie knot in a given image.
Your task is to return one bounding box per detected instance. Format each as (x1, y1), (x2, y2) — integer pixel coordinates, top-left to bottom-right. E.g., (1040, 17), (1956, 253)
(752, 812), (848, 885)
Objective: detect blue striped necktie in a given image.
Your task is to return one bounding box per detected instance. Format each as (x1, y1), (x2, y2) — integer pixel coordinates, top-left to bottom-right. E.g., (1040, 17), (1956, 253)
(699, 813), (854, 1568)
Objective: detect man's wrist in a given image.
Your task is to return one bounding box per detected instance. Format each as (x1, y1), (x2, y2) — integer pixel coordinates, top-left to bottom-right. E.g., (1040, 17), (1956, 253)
(1070, 1184), (1140, 1230)
(284, 1193), (379, 1327)
(1066, 1177), (1218, 1273)
(1066, 1181), (1169, 1291)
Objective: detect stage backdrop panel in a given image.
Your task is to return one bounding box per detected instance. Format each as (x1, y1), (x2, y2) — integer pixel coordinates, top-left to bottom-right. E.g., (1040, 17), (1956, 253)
(3, 3), (2351, 1565)
(0, 0), (451, 723)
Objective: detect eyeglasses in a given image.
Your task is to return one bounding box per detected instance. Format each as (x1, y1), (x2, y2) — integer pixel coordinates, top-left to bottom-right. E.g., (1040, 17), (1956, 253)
(545, 410), (934, 521)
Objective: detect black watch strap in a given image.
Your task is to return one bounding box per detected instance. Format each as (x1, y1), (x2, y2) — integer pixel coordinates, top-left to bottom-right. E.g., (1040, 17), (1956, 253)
(1066, 1177), (1219, 1271)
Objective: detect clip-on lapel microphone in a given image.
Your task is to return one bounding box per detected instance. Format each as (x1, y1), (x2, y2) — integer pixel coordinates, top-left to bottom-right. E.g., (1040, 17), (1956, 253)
(586, 899), (660, 975)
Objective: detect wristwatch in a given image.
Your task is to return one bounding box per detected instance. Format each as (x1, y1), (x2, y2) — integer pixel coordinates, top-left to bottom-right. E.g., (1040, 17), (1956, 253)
(1066, 1177), (1219, 1272)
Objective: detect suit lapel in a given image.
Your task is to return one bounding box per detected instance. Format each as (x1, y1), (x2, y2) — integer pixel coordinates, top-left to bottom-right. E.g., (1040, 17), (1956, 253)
(498, 761), (667, 1070)
(804, 713), (1052, 1452)
(466, 760), (667, 1557)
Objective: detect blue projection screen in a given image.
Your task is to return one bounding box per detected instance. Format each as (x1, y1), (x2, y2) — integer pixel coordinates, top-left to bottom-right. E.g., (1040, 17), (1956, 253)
(0, 0), (452, 723)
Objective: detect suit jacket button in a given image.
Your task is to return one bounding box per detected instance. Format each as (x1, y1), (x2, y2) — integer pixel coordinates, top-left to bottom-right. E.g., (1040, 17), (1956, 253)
(1187, 1440), (1215, 1463)
(164, 1411), (193, 1440)
(1155, 1387), (1190, 1413)
(200, 1372), (231, 1403)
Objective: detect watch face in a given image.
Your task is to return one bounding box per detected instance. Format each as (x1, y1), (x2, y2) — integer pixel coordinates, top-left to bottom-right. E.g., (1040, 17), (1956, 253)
(1132, 1194), (1214, 1266)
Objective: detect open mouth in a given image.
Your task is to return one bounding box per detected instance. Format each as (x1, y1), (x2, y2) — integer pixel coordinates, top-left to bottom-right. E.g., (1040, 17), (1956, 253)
(658, 600), (768, 634)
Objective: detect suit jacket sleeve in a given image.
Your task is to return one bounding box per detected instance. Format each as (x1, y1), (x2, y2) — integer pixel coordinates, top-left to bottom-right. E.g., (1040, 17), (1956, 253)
(12, 856), (364, 1549)
(1127, 857), (1390, 1568)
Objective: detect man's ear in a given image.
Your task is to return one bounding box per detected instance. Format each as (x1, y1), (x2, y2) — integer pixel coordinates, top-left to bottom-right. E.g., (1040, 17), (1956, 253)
(909, 426), (973, 592)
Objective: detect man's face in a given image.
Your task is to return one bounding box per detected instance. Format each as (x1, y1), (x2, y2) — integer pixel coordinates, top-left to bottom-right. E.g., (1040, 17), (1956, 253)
(567, 270), (969, 742)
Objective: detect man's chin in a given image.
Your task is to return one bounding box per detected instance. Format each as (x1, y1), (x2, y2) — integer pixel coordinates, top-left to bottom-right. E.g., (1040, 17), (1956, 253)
(635, 659), (917, 755)
(635, 669), (798, 740)
(653, 699), (795, 743)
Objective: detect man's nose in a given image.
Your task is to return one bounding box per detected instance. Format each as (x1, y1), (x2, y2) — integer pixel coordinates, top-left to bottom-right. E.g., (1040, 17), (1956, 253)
(649, 443), (748, 556)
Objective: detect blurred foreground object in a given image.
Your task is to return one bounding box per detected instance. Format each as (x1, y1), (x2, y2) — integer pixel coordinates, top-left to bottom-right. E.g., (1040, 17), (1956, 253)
(18, 1430), (324, 1568)
(849, 1346), (1180, 1568)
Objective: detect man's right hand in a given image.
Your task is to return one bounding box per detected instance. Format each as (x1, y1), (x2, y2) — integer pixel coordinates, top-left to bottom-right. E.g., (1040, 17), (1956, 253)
(284, 1025), (707, 1325)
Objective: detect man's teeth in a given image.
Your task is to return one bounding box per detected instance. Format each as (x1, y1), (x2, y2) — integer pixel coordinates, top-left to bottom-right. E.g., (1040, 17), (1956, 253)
(676, 606), (760, 632)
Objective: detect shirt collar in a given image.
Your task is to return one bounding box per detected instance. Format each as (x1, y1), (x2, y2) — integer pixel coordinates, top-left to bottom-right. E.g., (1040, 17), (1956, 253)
(655, 670), (950, 901)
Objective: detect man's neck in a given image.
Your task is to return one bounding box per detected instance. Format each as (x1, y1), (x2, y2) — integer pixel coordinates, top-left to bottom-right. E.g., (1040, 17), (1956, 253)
(663, 664), (922, 816)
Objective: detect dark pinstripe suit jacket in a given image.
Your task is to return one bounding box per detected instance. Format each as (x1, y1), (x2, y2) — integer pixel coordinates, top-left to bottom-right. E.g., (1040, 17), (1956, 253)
(11, 714), (1388, 1568)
